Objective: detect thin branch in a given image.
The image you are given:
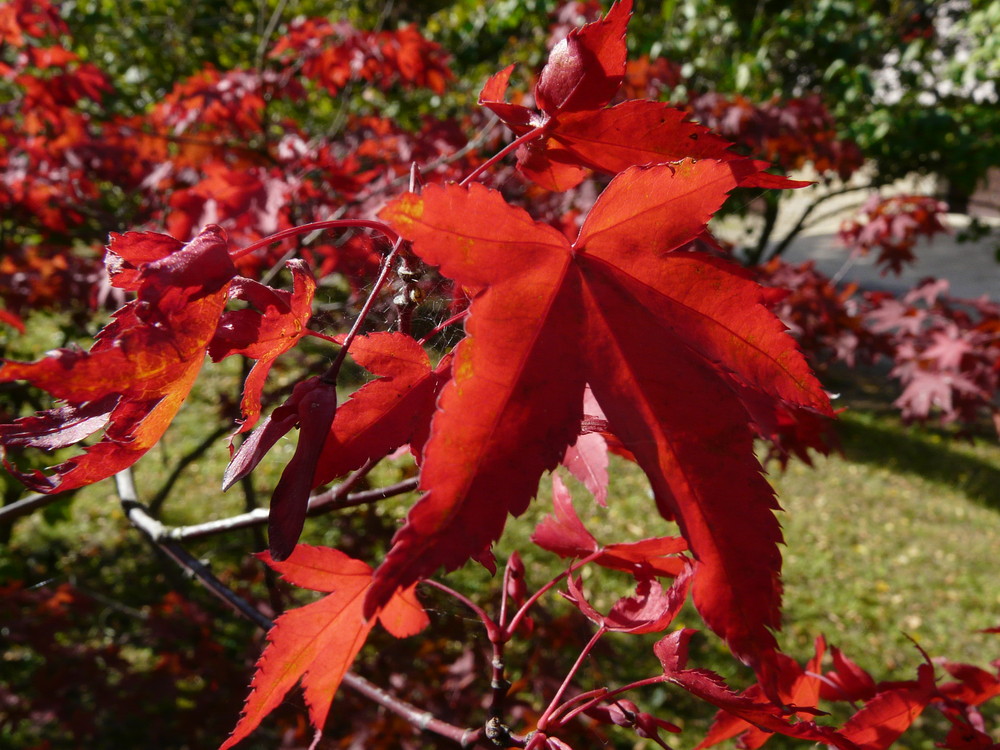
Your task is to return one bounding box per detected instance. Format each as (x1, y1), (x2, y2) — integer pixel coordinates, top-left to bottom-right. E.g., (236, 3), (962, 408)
(0, 491), (70, 525)
(536, 626), (607, 731)
(459, 126), (546, 187)
(321, 236), (406, 383)
(148, 424), (231, 514)
(116, 468), (482, 747)
(423, 579), (501, 640)
(118, 470), (274, 630)
(254, 0), (289, 70)
(231, 219), (399, 261)
(340, 670), (485, 747)
(764, 184), (873, 262)
(556, 676), (667, 725)
(161, 476), (419, 543)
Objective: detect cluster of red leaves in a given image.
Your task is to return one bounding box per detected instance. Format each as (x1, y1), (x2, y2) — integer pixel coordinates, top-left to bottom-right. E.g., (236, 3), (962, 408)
(0, 2), (469, 321)
(866, 280), (1000, 432)
(697, 633), (1000, 750)
(757, 259), (1000, 435)
(839, 193), (951, 274)
(2, 2), (997, 749)
(688, 93), (864, 180)
(270, 17), (452, 96)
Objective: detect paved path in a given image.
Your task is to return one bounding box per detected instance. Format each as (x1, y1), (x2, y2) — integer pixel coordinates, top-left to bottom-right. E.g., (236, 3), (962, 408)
(782, 226), (1000, 301)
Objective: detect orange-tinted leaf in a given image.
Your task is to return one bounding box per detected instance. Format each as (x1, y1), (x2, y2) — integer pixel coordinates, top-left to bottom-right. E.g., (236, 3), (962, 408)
(220, 545), (428, 750)
(0, 226), (236, 492)
(376, 161), (831, 678)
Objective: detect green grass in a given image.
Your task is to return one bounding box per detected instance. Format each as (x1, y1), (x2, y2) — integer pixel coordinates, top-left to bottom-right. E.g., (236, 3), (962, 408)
(2, 331), (999, 748)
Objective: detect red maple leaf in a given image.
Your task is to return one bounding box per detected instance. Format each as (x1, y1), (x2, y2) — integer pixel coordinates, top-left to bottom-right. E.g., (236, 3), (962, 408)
(479, 0), (802, 191)
(835, 664), (936, 750)
(655, 629), (857, 749)
(222, 332), (449, 559)
(563, 564), (692, 634)
(0, 226), (237, 492)
(220, 545), (429, 750)
(208, 259), (317, 432)
(374, 159), (832, 676)
(698, 635), (829, 748)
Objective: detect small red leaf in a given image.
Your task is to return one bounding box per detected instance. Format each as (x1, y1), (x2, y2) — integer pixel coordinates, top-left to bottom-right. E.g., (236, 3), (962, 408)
(311, 332), (450, 486)
(532, 473), (600, 558)
(209, 260), (317, 432)
(821, 645), (878, 702)
(534, 0), (631, 114)
(655, 630), (857, 750)
(220, 545), (428, 750)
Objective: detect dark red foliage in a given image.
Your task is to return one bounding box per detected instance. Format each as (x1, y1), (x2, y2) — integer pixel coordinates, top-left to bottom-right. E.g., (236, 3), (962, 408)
(688, 93), (864, 180)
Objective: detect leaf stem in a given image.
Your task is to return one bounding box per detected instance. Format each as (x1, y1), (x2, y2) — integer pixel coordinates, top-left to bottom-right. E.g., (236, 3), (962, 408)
(504, 550), (604, 637)
(459, 126), (546, 187)
(423, 578), (503, 641)
(321, 235), (406, 384)
(536, 626), (607, 731)
(418, 308), (469, 346)
(230, 219), (399, 261)
(556, 676), (667, 725)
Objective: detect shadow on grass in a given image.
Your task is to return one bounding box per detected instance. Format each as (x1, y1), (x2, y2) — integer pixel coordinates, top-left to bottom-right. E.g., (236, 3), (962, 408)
(836, 413), (1000, 512)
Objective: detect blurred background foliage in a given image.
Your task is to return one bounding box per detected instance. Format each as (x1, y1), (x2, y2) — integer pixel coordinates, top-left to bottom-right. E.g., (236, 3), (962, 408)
(3, 1), (999, 748)
(57, 0), (1000, 204)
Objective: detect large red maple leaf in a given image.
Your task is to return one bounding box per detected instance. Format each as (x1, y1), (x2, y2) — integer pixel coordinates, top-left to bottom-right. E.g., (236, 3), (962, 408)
(375, 159), (832, 673)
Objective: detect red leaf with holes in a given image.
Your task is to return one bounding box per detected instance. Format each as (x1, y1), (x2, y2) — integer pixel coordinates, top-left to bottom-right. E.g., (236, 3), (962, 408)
(208, 260), (317, 432)
(376, 160), (831, 676)
(0, 226), (236, 492)
(220, 545), (428, 750)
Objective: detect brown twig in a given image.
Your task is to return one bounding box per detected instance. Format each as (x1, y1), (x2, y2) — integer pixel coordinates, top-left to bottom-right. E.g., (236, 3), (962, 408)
(0, 491), (72, 526)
